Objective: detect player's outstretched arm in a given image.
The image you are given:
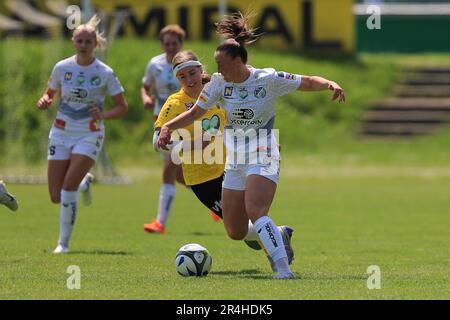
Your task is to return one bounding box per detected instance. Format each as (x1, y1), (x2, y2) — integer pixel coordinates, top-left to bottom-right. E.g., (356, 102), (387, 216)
(158, 105), (207, 150)
(298, 76), (346, 103)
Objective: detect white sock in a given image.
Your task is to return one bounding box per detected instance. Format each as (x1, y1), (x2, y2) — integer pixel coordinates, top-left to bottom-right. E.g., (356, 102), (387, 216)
(244, 221), (259, 241)
(77, 174), (90, 193)
(253, 216), (290, 272)
(156, 184), (176, 226)
(58, 190), (78, 248)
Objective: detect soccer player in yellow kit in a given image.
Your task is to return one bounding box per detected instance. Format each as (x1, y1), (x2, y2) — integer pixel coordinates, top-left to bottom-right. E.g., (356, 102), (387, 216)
(145, 50), (226, 234)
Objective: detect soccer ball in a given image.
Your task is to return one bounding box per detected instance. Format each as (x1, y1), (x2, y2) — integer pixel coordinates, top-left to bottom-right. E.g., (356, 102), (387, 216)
(175, 243), (212, 277)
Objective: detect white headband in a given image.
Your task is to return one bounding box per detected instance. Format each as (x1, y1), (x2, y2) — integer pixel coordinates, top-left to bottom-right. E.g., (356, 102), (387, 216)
(173, 60), (202, 76)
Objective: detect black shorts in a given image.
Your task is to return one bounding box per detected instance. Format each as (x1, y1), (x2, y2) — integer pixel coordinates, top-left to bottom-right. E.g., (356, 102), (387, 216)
(190, 175), (224, 219)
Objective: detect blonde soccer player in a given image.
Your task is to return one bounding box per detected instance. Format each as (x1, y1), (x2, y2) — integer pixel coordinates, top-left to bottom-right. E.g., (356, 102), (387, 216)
(36, 15), (128, 253)
(158, 12), (345, 279)
(141, 25), (190, 234)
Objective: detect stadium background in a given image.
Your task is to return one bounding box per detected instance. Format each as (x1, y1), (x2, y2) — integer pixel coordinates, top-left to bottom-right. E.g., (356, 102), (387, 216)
(0, 0), (449, 300)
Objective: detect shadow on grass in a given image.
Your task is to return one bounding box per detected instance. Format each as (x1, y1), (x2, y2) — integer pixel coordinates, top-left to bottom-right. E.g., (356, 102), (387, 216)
(188, 231), (223, 236)
(68, 250), (133, 256)
(210, 269), (295, 280)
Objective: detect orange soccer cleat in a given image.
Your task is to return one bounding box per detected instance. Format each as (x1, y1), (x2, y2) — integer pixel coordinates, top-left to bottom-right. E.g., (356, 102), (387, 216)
(143, 220), (166, 234)
(210, 211), (221, 222)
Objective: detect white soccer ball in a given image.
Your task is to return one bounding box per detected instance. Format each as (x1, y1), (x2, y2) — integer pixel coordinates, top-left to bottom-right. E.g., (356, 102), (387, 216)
(175, 243), (212, 277)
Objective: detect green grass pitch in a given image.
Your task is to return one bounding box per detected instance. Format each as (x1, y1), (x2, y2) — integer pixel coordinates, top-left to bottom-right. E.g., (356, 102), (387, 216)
(1, 164), (449, 299)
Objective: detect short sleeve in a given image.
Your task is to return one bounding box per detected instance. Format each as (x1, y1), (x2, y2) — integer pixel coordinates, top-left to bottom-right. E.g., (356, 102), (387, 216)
(142, 61), (155, 87)
(107, 71), (125, 96)
(48, 64), (61, 90)
(154, 97), (182, 129)
(271, 71), (302, 97)
(196, 74), (223, 110)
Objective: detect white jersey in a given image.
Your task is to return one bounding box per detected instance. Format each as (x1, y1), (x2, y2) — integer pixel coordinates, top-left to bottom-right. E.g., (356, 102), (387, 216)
(142, 53), (181, 116)
(48, 56), (124, 134)
(196, 68), (301, 157)
(197, 68), (301, 131)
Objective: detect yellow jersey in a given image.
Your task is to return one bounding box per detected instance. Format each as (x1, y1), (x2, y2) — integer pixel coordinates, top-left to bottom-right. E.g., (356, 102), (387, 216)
(154, 88), (226, 186)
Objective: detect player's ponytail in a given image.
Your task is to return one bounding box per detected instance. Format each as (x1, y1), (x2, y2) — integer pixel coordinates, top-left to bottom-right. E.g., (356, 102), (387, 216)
(73, 14), (107, 51)
(215, 11), (261, 63)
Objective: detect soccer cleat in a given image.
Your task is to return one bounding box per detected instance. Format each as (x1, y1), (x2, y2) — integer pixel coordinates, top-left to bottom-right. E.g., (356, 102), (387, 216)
(81, 173), (94, 206)
(143, 220), (166, 234)
(244, 239), (263, 251)
(273, 271), (296, 280)
(0, 180), (18, 212)
(267, 226), (295, 272)
(210, 210), (221, 222)
(53, 244), (69, 254)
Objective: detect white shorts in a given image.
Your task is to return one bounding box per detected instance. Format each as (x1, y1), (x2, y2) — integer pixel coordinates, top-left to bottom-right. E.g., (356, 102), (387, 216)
(48, 128), (104, 161)
(222, 156), (280, 191)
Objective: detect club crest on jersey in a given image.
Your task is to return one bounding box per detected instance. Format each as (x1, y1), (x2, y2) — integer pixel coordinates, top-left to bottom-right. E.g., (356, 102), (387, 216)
(76, 74), (85, 86)
(90, 76), (101, 86)
(238, 88), (248, 100)
(224, 86), (233, 97)
(254, 87), (266, 99)
(64, 72), (72, 81)
(185, 102), (194, 110)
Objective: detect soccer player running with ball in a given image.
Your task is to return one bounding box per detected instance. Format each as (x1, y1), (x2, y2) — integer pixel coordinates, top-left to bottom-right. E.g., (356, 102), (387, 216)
(36, 15), (128, 253)
(141, 25), (192, 234)
(154, 51), (295, 269)
(158, 12), (345, 279)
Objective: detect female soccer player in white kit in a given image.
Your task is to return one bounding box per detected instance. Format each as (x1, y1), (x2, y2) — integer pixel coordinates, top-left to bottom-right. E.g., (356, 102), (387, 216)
(36, 15), (128, 253)
(158, 12), (345, 278)
(140, 25), (191, 234)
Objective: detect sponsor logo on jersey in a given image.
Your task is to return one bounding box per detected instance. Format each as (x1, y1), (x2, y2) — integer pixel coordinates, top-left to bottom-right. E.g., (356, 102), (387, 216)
(185, 102), (194, 110)
(232, 108), (255, 120)
(90, 76), (101, 86)
(230, 108), (263, 126)
(278, 71), (296, 80)
(286, 73), (296, 80)
(254, 87), (266, 99)
(238, 88), (248, 100)
(70, 88), (88, 99)
(224, 86), (233, 97)
(64, 72), (73, 81)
